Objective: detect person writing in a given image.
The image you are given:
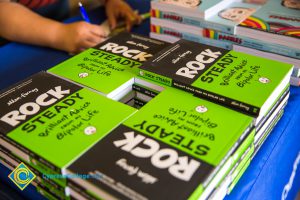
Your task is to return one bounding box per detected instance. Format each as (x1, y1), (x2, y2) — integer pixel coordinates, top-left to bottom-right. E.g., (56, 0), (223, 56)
(0, 0), (141, 53)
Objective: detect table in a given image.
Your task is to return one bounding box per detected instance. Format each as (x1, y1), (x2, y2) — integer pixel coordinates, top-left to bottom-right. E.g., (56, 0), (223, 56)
(0, 1), (299, 199)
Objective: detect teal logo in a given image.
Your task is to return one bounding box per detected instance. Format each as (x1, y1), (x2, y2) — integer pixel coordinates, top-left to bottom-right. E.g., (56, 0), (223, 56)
(8, 162), (36, 190)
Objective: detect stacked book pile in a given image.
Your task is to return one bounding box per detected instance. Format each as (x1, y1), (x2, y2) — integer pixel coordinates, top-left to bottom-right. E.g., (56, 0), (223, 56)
(0, 33), (293, 200)
(149, 0), (300, 86)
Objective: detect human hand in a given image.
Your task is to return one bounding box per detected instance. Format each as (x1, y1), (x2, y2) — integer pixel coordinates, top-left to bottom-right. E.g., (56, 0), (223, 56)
(105, 0), (142, 31)
(56, 21), (107, 54)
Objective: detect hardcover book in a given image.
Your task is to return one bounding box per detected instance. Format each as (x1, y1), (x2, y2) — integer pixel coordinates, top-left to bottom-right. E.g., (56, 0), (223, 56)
(48, 32), (169, 99)
(66, 88), (254, 200)
(0, 146), (66, 200)
(151, 0), (236, 19)
(0, 157), (63, 200)
(237, 0), (300, 50)
(0, 72), (137, 187)
(203, 28), (300, 59)
(150, 17), (232, 50)
(139, 39), (293, 117)
(151, 1), (260, 34)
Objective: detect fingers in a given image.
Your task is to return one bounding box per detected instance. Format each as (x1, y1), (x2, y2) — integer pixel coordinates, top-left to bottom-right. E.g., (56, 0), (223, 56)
(86, 33), (105, 44)
(105, 0), (142, 31)
(74, 37), (105, 53)
(87, 23), (108, 38)
(107, 10), (117, 30)
(75, 24), (107, 53)
(124, 11), (136, 31)
(121, 8), (141, 31)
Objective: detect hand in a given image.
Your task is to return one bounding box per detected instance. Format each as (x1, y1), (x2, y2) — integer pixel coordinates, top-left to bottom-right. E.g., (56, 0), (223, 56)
(105, 0), (142, 31)
(56, 22), (107, 54)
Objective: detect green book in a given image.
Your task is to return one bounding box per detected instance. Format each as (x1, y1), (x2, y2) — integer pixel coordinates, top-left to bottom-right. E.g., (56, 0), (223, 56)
(139, 39), (293, 118)
(66, 88), (254, 200)
(48, 32), (169, 100)
(0, 72), (137, 187)
(0, 147), (66, 200)
(210, 144), (254, 199)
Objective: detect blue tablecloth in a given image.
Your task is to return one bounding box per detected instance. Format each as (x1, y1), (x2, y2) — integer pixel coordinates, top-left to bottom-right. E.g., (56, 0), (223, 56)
(0, 1), (299, 199)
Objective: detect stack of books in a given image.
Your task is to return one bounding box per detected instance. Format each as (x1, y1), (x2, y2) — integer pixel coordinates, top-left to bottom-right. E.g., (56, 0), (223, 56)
(139, 38), (292, 199)
(48, 32), (169, 101)
(0, 33), (293, 200)
(0, 72), (138, 200)
(149, 0), (300, 86)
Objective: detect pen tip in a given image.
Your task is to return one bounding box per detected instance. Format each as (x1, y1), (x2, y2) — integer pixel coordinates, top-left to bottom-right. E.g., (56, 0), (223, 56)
(78, 2), (82, 6)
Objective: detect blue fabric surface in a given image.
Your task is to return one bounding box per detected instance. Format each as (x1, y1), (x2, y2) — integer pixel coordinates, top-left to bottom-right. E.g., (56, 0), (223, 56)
(0, 0), (299, 199)
(225, 86), (300, 200)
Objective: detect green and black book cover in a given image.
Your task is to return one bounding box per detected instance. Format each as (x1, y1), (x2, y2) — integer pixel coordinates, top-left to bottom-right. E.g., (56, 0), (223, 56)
(67, 88), (254, 200)
(140, 39), (293, 117)
(48, 32), (169, 98)
(0, 72), (137, 186)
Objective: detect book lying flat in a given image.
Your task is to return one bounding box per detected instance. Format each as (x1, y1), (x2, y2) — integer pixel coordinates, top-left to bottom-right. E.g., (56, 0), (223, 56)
(0, 145), (65, 199)
(0, 156), (62, 200)
(66, 87), (254, 200)
(0, 72), (137, 187)
(151, 0), (236, 19)
(151, 1), (260, 34)
(203, 28), (300, 59)
(150, 17), (232, 50)
(139, 39), (293, 118)
(48, 32), (169, 99)
(237, 0), (300, 50)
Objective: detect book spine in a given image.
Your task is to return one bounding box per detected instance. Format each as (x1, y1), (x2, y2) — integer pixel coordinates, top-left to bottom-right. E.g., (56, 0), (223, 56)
(256, 89), (288, 132)
(140, 69), (260, 116)
(36, 186), (64, 200)
(132, 84), (159, 97)
(0, 154), (66, 200)
(227, 157), (251, 194)
(0, 134), (66, 187)
(151, 9), (235, 34)
(68, 180), (97, 200)
(139, 69), (173, 87)
(207, 127), (255, 188)
(256, 110), (284, 149)
(0, 145), (66, 196)
(151, 25), (232, 50)
(134, 98), (147, 107)
(203, 29), (300, 59)
(173, 80), (260, 117)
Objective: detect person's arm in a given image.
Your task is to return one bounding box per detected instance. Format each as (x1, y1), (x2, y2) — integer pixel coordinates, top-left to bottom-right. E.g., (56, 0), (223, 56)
(0, 1), (107, 53)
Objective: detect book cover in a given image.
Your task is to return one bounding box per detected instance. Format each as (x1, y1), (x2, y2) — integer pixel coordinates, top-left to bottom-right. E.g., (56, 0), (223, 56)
(48, 32), (169, 98)
(151, 1), (260, 34)
(151, 0), (236, 19)
(67, 88), (254, 200)
(0, 72), (137, 186)
(140, 39), (293, 117)
(232, 44), (300, 69)
(237, 0), (300, 49)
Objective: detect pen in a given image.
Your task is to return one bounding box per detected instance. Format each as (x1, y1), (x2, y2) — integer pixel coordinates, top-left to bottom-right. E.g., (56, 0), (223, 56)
(78, 2), (91, 23)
